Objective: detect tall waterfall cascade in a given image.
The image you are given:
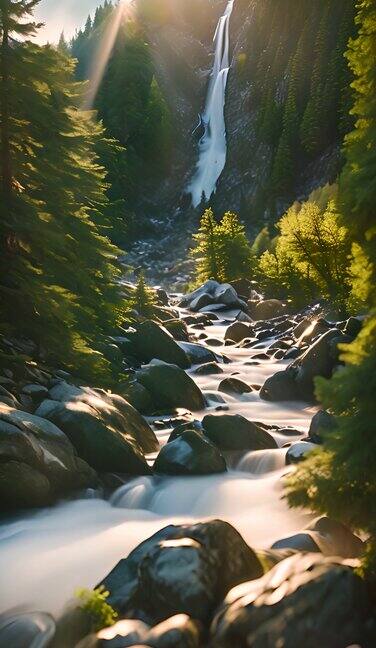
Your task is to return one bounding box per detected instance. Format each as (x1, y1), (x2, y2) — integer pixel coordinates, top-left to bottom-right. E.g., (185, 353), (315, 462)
(188, 0), (234, 207)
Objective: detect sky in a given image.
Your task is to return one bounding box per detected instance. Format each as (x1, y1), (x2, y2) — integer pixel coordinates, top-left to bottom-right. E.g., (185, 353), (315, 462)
(34, 0), (104, 43)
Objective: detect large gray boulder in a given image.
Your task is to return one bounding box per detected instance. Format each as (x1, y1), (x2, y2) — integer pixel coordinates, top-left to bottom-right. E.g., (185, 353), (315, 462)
(77, 615), (201, 648)
(129, 320), (190, 369)
(101, 520), (263, 624)
(0, 612), (56, 648)
(0, 405), (96, 509)
(260, 369), (299, 402)
(291, 329), (342, 400)
(272, 517), (364, 559)
(35, 383), (156, 474)
(178, 341), (217, 365)
(154, 430), (227, 475)
(309, 409), (337, 443)
(202, 414), (277, 451)
(136, 361), (205, 412)
(180, 282), (247, 313)
(224, 322), (253, 343)
(211, 554), (373, 647)
(250, 299), (287, 321)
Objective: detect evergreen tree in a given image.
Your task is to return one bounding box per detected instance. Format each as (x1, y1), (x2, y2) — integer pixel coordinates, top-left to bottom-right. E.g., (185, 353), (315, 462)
(287, 0), (376, 577)
(0, 1), (124, 382)
(191, 208), (222, 283)
(126, 272), (157, 319)
(219, 212), (254, 281)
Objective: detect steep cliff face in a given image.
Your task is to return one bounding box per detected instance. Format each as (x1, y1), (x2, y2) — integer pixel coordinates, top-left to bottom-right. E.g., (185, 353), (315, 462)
(146, 0), (355, 231)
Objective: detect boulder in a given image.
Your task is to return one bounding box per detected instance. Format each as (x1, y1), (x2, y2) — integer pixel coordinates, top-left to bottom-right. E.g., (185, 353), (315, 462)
(154, 430), (227, 475)
(292, 329), (340, 400)
(167, 421), (203, 443)
(210, 554), (372, 648)
(136, 361), (205, 412)
(117, 380), (155, 415)
(0, 405), (96, 509)
(130, 321), (190, 369)
(344, 316), (362, 338)
(101, 520), (263, 624)
(202, 415), (278, 451)
(193, 362), (223, 376)
(0, 613), (56, 648)
(44, 381), (158, 454)
(308, 409), (337, 444)
(250, 299), (287, 321)
(285, 441), (317, 464)
(224, 322), (253, 343)
(260, 369), (298, 401)
(272, 517), (364, 559)
(35, 384), (155, 475)
(163, 319), (189, 342)
(218, 378), (252, 395)
(178, 342), (217, 365)
(180, 282), (247, 313)
(78, 615), (201, 648)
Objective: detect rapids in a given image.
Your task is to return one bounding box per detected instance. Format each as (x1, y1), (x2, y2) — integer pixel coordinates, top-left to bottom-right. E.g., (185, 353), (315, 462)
(188, 0), (234, 207)
(0, 307), (316, 618)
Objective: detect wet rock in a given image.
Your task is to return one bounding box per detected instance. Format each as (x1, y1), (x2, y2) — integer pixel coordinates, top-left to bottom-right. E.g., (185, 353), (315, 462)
(0, 405), (96, 509)
(273, 517), (365, 559)
(21, 383), (49, 404)
(260, 369), (298, 401)
(250, 299), (287, 321)
(205, 338), (223, 347)
(168, 420), (203, 443)
(202, 414), (278, 451)
(101, 520), (263, 624)
(136, 361), (205, 412)
(156, 288), (169, 306)
(146, 614), (202, 648)
(178, 341), (217, 365)
(224, 322), (253, 343)
(77, 619), (150, 648)
(0, 612), (56, 648)
(292, 329), (340, 400)
(163, 319), (189, 342)
(344, 316), (362, 338)
(180, 281), (246, 312)
(285, 441), (317, 464)
(117, 380), (155, 415)
(36, 387), (154, 475)
(43, 381), (158, 453)
(284, 346), (301, 360)
(193, 362), (223, 376)
(211, 554), (372, 648)
(154, 430), (227, 475)
(229, 278), (255, 300)
(218, 378), (252, 395)
(309, 409), (337, 444)
(130, 320), (190, 369)
(78, 614), (202, 648)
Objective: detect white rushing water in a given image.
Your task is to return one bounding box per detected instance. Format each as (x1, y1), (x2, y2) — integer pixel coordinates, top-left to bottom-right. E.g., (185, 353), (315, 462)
(0, 308), (316, 618)
(188, 0), (234, 207)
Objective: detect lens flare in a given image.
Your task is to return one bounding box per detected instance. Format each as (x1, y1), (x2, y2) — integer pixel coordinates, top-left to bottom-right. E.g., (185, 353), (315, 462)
(83, 0), (134, 109)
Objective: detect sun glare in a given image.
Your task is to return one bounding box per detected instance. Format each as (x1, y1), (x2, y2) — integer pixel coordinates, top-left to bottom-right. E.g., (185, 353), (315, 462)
(83, 0), (134, 110)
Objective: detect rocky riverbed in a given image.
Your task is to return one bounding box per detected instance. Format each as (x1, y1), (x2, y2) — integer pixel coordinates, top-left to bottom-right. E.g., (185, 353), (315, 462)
(0, 280), (374, 647)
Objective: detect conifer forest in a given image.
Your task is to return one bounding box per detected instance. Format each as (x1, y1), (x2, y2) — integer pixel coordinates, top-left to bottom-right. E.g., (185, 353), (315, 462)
(0, 1), (375, 646)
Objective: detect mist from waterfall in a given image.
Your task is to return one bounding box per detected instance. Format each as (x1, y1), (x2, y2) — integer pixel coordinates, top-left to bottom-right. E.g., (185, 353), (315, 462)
(188, 0), (234, 207)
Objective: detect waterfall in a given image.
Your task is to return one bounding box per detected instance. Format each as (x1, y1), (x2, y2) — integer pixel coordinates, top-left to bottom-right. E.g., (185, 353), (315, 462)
(188, 0), (234, 207)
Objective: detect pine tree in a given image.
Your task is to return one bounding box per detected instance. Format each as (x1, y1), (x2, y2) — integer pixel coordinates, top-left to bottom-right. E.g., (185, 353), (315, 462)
(126, 273), (157, 318)
(287, 0), (376, 578)
(219, 212), (254, 281)
(191, 208), (222, 284)
(0, 2), (125, 382)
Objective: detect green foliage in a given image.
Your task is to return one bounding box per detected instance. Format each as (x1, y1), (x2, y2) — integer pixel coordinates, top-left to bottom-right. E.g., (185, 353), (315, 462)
(286, 0), (376, 579)
(191, 208), (222, 284)
(126, 273), (157, 318)
(76, 586), (118, 632)
(259, 192), (350, 307)
(0, 2), (125, 383)
(70, 5), (172, 222)
(246, 0), (356, 198)
(191, 209), (254, 284)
